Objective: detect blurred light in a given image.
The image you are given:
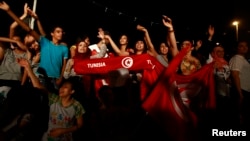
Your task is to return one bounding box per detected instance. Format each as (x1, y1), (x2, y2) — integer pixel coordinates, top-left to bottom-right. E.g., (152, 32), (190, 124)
(232, 21), (239, 41)
(232, 21), (239, 26)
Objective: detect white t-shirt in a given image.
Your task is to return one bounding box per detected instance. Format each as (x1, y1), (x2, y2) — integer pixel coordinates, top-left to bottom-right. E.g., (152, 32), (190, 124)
(229, 54), (250, 92)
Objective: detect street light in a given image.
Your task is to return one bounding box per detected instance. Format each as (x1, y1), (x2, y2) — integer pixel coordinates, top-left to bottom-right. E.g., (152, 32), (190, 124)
(232, 21), (239, 41)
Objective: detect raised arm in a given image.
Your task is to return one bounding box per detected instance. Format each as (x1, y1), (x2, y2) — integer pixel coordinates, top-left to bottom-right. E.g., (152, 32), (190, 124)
(0, 1), (40, 41)
(136, 24), (158, 57)
(17, 58), (45, 89)
(207, 25), (214, 41)
(104, 35), (128, 56)
(90, 29), (108, 59)
(162, 15), (179, 57)
(27, 7), (46, 36)
(0, 37), (28, 51)
(9, 3), (29, 39)
(104, 35), (120, 54)
(63, 58), (74, 79)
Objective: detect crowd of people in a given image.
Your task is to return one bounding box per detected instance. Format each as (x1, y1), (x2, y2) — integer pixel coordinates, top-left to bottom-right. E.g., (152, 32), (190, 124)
(0, 1), (250, 141)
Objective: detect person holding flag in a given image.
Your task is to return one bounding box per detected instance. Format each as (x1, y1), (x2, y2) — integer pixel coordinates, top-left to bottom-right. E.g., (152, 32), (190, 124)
(142, 15), (216, 141)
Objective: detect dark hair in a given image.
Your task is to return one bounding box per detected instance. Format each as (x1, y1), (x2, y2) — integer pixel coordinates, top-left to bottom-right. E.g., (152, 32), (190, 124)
(181, 38), (194, 45)
(0, 41), (6, 49)
(75, 34), (90, 45)
(0, 41), (9, 49)
(237, 39), (249, 46)
(119, 34), (129, 43)
(82, 34), (90, 41)
(50, 24), (64, 33)
(73, 40), (92, 59)
(212, 42), (224, 50)
(232, 40), (249, 52)
(104, 30), (110, 36)
(60, 78), (76, 91)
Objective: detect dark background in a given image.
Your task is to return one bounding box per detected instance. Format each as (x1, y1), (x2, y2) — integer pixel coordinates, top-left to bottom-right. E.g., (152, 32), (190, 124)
(1, 0), (250, 47)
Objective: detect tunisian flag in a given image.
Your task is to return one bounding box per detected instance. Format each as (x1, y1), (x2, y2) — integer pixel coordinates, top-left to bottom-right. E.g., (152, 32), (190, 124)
(74, 54), (165, 98)
(142, 47), (216, 141)
(74, 54), (163, 74)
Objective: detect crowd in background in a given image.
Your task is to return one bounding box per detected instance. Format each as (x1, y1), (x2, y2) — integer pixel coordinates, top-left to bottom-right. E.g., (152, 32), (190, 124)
(0, 1), (250, 141)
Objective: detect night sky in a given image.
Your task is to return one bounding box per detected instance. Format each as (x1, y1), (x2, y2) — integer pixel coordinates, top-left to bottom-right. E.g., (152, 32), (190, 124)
(1, 0), (250, 47)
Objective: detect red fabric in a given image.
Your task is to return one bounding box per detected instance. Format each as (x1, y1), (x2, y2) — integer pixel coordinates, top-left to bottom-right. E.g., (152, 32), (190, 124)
(108, 52), (115, 58)
(140, 61), (165, 100)
(175, 63), (216, 109)
(213, 55), (228, 70)
(74, 54), (164, 99)
(73, 43), (92, 60)
(81, 75), (92, 97)
(74, 54), (163, 75)
(91, 49), (98, 56)
(74, 51), (216, 141)
(94, 78), (110, 97)
(141, 47), (216, 141)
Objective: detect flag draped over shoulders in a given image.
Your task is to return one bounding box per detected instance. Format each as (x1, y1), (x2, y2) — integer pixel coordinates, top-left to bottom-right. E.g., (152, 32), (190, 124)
(142, 47), (216, 141)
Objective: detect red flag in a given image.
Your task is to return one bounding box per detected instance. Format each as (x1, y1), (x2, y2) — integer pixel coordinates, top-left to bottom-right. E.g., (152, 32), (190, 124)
(73, 54), (162, 75)
(139, 58), (165, 100)
(142, 47), (216, 141)
(73, 54), (165, 99)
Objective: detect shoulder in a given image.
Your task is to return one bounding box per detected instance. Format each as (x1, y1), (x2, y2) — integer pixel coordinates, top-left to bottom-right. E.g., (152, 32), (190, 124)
(39, 36), (48, 42)
(60, 44), (69, 51)
(72, 99), (85, 114)
(229, 55), (242, 62)
(60, 42), (68, 46)
(73, 99), (82, 106)
(48, 93), (60, 104)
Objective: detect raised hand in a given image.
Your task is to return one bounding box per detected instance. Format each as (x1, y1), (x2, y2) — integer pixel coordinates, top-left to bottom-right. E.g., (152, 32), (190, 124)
(136, 24), (147, 32)
(0, 1), (10, 11)
(23, 3), (29, 17)
(97, 28), (105, 39)
(104, 34), (110, 40)
(27, 7), (39, 19)
(17, 58), (30, 68)
(32, 52), (40, 63)
(162, 15), (173, 30)
(208, 25), (215, 36)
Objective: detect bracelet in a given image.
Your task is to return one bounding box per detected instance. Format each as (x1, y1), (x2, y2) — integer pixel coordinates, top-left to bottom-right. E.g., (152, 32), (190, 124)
(168, 30), (174, 32)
